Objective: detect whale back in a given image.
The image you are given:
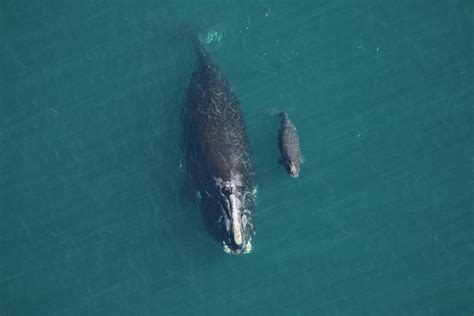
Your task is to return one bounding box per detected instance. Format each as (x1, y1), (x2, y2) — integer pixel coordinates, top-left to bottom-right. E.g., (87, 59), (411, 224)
(185, 51), (253, 184)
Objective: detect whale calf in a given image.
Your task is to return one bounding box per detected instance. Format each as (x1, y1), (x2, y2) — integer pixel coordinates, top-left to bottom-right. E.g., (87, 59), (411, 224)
(183, 35), (256, 254)
(278, 112), (302, 178)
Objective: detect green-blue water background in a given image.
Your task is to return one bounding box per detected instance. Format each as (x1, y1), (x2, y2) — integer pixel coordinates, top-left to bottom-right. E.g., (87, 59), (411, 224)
(1, 1), (473, 315)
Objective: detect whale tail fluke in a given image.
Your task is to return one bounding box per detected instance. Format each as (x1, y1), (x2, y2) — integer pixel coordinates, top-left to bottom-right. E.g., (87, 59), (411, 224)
(264, 107), (295, 117)
(181, 24), (212, 66)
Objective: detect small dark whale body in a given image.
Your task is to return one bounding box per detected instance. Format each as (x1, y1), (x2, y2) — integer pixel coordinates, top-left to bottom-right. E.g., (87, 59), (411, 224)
(183, 36), (256, 254)
(278, 112), (302, 177)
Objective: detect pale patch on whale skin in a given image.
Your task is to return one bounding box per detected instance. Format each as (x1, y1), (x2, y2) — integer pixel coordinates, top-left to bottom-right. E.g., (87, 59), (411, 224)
(214, 175), (255, 254)
(223, 239), (252, 255)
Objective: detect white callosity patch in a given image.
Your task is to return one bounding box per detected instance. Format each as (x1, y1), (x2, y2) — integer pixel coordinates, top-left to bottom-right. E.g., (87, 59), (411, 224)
(223, 239), (252, 255)
(214, 175), (255, 254)
(229, 192), (243, 246)
(216, 177), (243, 246)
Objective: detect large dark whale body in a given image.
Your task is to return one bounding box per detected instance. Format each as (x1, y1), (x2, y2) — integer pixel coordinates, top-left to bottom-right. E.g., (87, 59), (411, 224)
(183, 37), (255, 254)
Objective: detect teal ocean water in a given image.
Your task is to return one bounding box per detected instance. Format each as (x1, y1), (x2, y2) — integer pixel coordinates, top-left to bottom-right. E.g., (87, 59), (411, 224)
(1, 1), (473, 315)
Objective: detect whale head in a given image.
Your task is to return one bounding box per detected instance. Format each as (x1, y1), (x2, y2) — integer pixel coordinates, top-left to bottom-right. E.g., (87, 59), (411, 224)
(286, 160), (300, 178)
(215, 178), (254, 255)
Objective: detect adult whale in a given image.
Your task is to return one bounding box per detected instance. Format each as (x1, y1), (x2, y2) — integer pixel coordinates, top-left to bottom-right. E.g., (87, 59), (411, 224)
(183, 35), (256, 254)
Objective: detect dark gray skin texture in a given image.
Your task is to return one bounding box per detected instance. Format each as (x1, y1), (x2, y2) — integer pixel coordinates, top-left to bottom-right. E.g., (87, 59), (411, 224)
(183, 41), (255, 254)
(278, 112), (301, 177)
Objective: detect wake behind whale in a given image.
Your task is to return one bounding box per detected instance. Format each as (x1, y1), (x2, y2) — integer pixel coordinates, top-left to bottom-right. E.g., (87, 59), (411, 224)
(183, 34), (256, 254)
